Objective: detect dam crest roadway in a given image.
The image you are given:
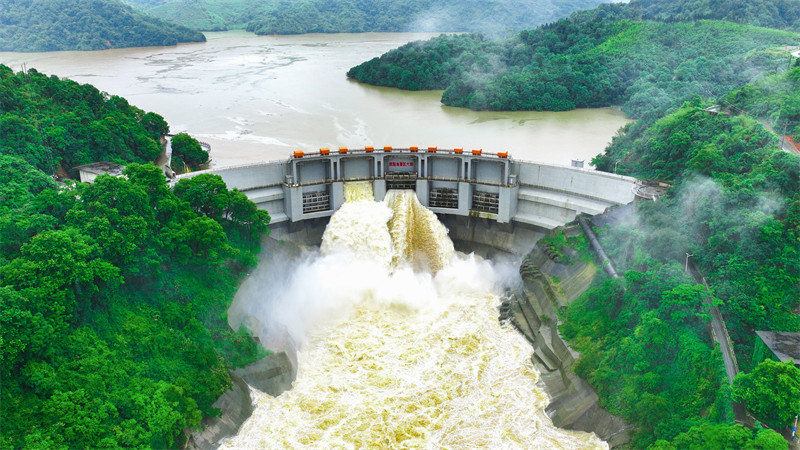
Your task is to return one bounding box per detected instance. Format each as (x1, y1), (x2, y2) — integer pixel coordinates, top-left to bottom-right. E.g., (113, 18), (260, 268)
(176, 146), (638, 245)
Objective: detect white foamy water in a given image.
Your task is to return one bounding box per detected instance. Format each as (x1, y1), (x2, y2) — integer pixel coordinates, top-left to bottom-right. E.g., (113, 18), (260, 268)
(222, 182), (606, 449)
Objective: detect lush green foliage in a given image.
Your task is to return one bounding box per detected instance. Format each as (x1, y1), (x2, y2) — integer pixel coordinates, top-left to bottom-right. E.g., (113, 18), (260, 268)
(0, 160), (269, 447)
(652, 423), (787, 450)
(146, 0), (251, 31)
(132, 0), (609, 34)
(0, 70), (268, 447)
(595, 102), (800, 360)
(723, 63), (800, 141)
(171, 133), (209, 172)
(538, 228), (592, 264)
(596, 102), (783, 180)
(348, 34), (492, 90)
(0, 0), (205, 52)
(564, 99), (800, 445)
(349, 3), (799, 118)
(630, 0), (800, 30)
(561, 273), (729, 445)
(0, 65), (169, 174)
(732, 360), (800, 429)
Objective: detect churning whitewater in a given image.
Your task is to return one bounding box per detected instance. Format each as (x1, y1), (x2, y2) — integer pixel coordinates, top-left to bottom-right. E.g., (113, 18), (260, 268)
(222, 182), (606, 449)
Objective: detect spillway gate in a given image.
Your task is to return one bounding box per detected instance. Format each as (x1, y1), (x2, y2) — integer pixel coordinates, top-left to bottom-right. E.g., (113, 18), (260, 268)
(176, 147), (638, 231)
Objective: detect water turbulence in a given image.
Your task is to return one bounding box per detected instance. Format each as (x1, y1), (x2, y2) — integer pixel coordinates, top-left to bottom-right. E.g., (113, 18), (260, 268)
(223, 181), (605, 448)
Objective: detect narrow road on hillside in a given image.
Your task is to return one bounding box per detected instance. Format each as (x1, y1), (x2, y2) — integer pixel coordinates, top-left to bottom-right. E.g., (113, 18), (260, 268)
(758, 120), (800, 156)
(685, 259), (739, 382)
(156, 136), (172, 168)
(684, 259), (752, 425)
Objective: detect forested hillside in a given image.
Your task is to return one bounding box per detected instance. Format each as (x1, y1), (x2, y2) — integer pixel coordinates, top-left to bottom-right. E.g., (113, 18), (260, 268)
(132, 0), (612, 34)
(0, 68), (270, 447)
(631, 0), (800, 29)
(146, 0), (250, 31)
(0, 0), (205, 52)
(0, 65), (169, 173)
(722, 63), (800, 140)
(554, 62), (800, 445)
(348, 1), (800, 118)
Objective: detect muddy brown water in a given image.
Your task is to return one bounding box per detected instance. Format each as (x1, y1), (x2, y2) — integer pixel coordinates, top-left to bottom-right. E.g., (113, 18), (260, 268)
(0, 31), (630, 167)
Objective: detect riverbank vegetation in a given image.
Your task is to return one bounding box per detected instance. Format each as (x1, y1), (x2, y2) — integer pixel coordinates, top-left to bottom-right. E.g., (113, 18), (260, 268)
(0, 0), (204, 52)
(0, 72), (270, 446)
(0, 65), (212, 179)
(348, 1), (799, 119)
(170, 133), (209, 173)
(127, 0), (609, 35)
(558, 95), (800, 446)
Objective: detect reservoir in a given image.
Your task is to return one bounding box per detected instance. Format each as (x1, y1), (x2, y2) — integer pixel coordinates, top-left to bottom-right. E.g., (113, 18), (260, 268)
(0, 31), (630, 167)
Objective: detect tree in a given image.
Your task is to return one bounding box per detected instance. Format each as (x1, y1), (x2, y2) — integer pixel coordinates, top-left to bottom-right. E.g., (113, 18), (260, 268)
(0, 65), (173, 172)
(0, 0), (205, 52)
(0, 70), (267, 449)
(226, 189), (271, 234)
(732, 359), (800, 429)
(0, 155), (55, 211)
(170, 133), (208, 170)
(652, 423), (787, 450)
(164, 216), (233, 264)
(173, 174), (231, 221)
(0, 115), (51, 171)
(140, 112), (169, 141)
(0, 229), (120, 320)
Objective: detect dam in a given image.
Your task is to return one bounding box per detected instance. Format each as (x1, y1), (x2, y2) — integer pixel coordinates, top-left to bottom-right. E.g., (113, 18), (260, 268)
(177, 146), (637, 243)
(181, 148), (639, 448)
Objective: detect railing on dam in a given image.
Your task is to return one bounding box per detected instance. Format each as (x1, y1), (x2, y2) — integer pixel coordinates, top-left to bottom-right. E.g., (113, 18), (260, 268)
(176, 147), (637, 230)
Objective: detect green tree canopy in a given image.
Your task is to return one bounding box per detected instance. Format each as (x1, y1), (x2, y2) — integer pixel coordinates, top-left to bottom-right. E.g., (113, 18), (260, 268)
(733, 360), (800, 429)
(170, 132), (209, 171)
(0, 66), (171, 174)
(0, 163), (267, 447)
(349, 4), (799, 119)
(0, 0), (205, 52)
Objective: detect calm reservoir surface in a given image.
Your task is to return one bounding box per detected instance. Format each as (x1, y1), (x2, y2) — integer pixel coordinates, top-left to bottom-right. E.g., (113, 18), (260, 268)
(0, 31), (630, 167)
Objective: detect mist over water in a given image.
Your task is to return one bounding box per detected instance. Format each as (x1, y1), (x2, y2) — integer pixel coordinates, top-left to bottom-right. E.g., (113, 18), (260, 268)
(222, 183), (606, 448)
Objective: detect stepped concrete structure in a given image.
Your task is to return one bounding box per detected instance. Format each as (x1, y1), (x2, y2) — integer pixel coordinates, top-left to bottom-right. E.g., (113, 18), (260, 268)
(176, 147), (637, 234)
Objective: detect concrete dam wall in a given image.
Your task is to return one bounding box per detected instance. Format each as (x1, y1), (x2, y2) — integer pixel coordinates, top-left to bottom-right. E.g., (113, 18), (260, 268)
(176, 147), (636, 234)
(183, 149), (637, 447)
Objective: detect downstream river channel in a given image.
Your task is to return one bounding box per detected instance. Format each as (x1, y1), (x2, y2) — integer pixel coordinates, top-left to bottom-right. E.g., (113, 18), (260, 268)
(0, 31), (630, 167)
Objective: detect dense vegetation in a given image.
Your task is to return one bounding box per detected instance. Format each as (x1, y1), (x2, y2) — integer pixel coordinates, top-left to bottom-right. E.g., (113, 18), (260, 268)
(127, 0), (611, 34)
(732, 360), (800, 431)
(0, 65), (172, 175)
(723, 61), (800, 140)
(0, 68), (271, 446)
(348, 1), (800, 119)
(559, 96), (800, 446)
(631, 0), (800, 30)
(0, 0), (204, 52)
(652, 423), (788, 449)
(170, 132), (209, 173)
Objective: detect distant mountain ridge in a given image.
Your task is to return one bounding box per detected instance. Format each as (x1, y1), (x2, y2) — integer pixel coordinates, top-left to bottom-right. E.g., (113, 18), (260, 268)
(125, 0), (618, 35)
(0, 0), (205, 52)
(346, 0), (800, 118)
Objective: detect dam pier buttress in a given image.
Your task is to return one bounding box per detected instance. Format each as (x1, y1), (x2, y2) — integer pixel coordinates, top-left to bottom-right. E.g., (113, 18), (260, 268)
(176, 146), (637, 240)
